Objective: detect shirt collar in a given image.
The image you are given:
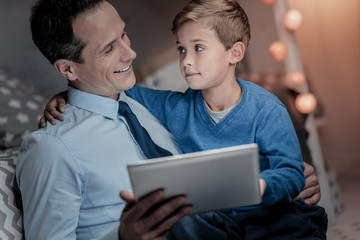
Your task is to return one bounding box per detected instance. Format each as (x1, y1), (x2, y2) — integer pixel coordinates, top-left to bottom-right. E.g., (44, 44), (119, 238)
(68, 86), (125, 120)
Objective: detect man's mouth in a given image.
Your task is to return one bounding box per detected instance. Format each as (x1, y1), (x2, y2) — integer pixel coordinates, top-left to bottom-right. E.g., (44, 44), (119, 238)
(114, 65), (131, 73)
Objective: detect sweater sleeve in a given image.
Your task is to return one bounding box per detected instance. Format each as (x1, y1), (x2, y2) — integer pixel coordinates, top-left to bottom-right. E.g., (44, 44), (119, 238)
(257, 104), (305, 205)
(126, 85), (184, 128)
(16, 133), (83, 240)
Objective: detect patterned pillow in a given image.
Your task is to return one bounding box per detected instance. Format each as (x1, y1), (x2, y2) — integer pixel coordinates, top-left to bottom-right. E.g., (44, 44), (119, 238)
(0, 69), (46, 149)
(0, 148), (24, 240)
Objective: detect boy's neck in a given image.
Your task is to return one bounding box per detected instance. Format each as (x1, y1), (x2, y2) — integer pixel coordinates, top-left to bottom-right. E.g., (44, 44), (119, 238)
(202, 78), (242, 112)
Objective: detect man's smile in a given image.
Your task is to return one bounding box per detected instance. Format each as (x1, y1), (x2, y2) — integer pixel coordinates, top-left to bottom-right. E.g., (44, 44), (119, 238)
(114, 64), (132, 73)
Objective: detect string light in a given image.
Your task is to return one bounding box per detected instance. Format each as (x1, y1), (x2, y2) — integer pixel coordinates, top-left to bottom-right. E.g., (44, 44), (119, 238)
(261, 0), (277, 6)
(262, 0), (317, 115)
(285, 70), (306, 91)
(283, 9), (303, 31)
(295, 93), (317, 114)
(269, 41), (288, 62)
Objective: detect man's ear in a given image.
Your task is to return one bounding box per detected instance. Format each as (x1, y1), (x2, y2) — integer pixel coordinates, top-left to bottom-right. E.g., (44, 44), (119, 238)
(53, 59), (78, 81)
(229, 42), (246, 65)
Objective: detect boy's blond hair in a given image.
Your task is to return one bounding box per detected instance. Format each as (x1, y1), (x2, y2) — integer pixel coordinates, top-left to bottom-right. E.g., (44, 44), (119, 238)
(172, 0), (251, 50)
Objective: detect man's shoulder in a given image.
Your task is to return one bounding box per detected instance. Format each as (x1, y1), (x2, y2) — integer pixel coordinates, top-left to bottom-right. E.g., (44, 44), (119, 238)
(16, 126), (74, 177)
(21, 104), (90, 149)
(16, 105), (89, 174)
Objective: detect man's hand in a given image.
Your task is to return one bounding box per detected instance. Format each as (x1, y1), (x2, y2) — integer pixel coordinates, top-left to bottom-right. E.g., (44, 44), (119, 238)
(38, 91), (67, 128)
(119, 189), (192, 240)
(294, 162), (321, 205)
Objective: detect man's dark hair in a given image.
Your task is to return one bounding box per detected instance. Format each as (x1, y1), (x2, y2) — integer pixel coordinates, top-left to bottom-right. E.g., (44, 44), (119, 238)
(30, 0), (104, 64)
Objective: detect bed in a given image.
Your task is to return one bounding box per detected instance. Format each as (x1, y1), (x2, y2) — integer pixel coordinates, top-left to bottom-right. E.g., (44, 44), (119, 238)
(0, 68), (46, 239)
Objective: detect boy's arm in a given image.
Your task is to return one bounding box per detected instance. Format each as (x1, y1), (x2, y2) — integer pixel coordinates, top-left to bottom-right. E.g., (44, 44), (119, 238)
(257, 105), (306, 205)
(259, 163), (321, 205)
(17, 133), (82, 239)
(126, 85), (183, 127)
(39, 86), (183, 129)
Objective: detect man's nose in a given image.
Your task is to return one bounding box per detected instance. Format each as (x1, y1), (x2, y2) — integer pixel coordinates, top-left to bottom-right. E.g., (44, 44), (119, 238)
(120, 43), (136, 62)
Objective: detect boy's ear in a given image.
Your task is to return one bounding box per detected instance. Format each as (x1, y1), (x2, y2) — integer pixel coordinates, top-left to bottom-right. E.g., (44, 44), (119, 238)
(53, 59), (78, 81)
(229, 42), (246, 65)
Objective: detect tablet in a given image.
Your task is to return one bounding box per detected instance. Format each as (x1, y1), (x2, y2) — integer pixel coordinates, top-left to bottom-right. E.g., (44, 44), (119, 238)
(127, 143), (261, 214)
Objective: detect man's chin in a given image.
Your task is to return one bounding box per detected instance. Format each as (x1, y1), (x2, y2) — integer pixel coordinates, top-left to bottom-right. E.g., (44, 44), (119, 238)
(122, 73), (137, 91)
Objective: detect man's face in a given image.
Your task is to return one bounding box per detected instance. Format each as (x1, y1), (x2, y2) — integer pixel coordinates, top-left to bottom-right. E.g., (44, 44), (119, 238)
(71, 1), (137, 100)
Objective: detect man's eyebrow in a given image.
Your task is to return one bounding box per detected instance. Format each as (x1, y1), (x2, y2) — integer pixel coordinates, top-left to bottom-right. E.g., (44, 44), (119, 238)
(100, 39), (117, 53)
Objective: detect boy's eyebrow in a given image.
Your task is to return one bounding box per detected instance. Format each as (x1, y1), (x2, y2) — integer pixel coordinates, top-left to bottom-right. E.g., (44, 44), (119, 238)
(176, 39), (207, 45)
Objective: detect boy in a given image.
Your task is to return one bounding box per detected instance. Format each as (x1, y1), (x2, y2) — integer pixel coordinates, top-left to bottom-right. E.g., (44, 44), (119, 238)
(128, 0), (303, 207)
(42, 0), (327, 238)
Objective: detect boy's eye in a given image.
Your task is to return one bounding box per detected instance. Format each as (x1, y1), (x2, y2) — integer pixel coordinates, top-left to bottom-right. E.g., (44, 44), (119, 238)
(177, 46), (186, 54)
(195, 45), (204, 52)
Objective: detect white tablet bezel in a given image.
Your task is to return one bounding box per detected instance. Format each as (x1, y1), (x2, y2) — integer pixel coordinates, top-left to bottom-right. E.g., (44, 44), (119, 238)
(127, 143), (261, 214)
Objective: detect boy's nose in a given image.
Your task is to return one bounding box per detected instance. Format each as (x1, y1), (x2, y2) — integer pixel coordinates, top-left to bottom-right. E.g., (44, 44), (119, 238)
(182, 53), (193, 66)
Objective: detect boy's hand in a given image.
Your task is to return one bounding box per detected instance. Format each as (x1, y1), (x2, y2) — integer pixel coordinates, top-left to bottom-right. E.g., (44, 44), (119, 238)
(259, 178), (266, 196)
(294, 162), (321, 205)
(119, 189), (192, 240)
(38, 91), (67, 128)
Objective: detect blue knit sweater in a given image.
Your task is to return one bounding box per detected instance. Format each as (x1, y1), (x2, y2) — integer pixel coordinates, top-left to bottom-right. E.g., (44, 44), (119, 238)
(126, 78), (305, 207)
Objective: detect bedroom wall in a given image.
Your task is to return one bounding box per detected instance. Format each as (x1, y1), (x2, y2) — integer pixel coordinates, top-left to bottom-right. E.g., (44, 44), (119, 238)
(0, 0), (277, 95)
(0, 0), (189, 98)
(289, 0), (360, 176)
(0, 0), (65, 98)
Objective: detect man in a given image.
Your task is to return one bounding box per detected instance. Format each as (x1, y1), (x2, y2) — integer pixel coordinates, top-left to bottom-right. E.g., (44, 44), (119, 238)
(17, 0), (191, 239)
(17, 0), (322, 239)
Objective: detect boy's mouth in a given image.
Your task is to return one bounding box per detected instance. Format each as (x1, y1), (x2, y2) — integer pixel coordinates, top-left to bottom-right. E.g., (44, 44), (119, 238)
(185, 72), (200, 77)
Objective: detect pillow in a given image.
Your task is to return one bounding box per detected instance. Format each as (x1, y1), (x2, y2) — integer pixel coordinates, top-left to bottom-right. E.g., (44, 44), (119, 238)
(0, 148), (24, 239)
(0, 69), (46, 149)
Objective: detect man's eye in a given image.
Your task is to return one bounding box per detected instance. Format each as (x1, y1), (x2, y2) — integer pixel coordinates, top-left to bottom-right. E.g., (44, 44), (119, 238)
(195, 45), (204, 52)
(177, 46), (185, 54)
(121, 32), (127, 39)
(105, 45), (114, 54)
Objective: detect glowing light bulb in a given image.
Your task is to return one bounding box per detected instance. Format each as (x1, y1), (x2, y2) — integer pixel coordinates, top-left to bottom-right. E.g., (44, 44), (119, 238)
(261, 0), (277, 6)
(284, 9), (303, 31)
(285, 70), (306, 91)
(269, 41), (288, 62)
(295, 93), (317, 114)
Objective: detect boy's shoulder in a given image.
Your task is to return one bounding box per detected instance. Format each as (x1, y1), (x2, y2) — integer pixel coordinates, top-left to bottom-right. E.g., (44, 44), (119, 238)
(239, 78), (283, 106)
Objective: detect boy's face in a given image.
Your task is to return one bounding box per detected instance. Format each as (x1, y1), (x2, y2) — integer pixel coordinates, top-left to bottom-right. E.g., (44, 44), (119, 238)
(175, 21), (234, 91)
(70, 1), (137, 100)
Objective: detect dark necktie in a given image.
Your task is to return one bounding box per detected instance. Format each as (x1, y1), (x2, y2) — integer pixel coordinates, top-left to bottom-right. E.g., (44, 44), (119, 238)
(118, 101), (173, 159)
